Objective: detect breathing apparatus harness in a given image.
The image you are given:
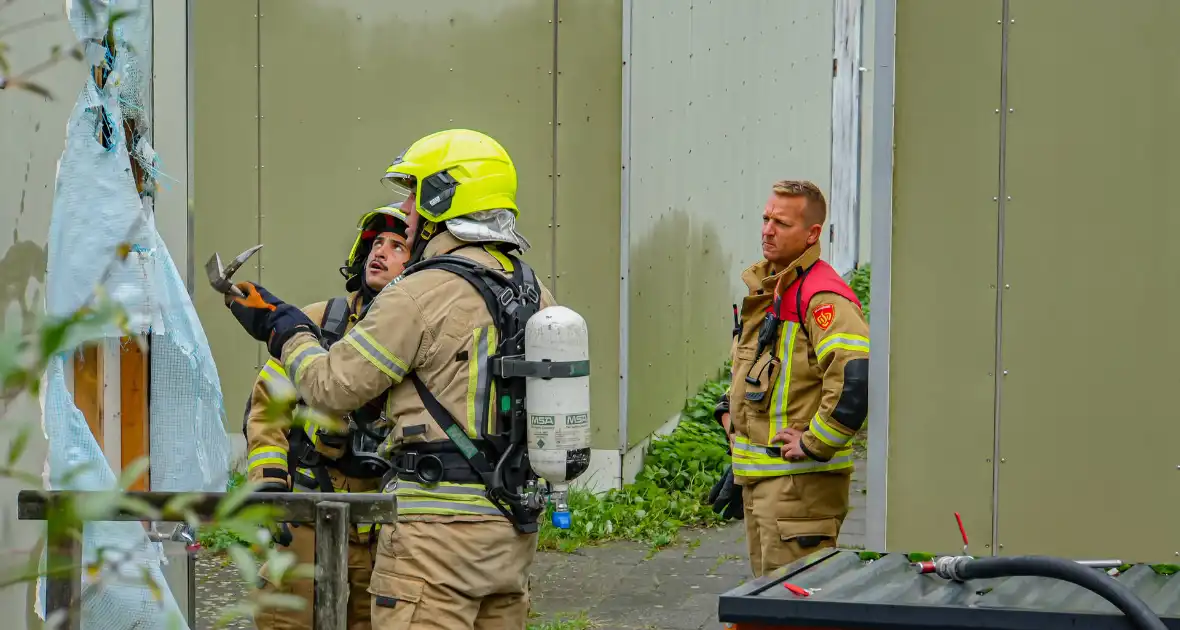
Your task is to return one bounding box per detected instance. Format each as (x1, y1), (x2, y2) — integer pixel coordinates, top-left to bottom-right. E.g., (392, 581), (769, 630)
(375, 216), (551, 533)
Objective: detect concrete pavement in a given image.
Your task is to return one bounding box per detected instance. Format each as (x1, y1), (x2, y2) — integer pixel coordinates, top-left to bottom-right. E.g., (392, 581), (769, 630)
(526, 458), (867, 629)
(193, 457), (869, 630)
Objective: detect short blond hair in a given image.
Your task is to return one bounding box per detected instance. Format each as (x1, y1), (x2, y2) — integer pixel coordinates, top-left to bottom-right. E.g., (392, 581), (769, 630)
(772, 179), (827, 226)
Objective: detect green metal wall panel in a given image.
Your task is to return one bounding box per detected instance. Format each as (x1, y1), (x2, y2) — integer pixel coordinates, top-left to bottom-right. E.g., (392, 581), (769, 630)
(192, 0), (261, 429)
(887, 0), (1002, 554)
(996, 0), (1180, 561)
(625, 0), (834, 446)
(555, 0), (623, 450)
(256, 0), (556, 314)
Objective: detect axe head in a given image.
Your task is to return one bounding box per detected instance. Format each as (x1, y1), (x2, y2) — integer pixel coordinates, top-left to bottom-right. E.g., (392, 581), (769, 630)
(205, 244), (263, 298)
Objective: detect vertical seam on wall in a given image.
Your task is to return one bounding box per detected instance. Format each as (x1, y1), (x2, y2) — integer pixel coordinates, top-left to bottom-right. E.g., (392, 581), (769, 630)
(255, 0), (263, 287)
(619, 0), (634, 456)
(550, 0), (560, 298)
(990, 0), (1012, 557)
(255, 0), (263, 372)
(149, 0), (156, 197)
(185, 0), (195, 297)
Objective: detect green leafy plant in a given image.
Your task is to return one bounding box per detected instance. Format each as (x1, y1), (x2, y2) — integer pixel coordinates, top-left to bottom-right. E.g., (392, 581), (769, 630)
(537, 364), (732, 554)
(849, 264), (871, 321)
(197, 471), (254, 552)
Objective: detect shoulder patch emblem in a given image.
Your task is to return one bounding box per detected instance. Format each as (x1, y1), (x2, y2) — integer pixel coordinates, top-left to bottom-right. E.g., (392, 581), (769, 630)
(812, 303), (835, 330)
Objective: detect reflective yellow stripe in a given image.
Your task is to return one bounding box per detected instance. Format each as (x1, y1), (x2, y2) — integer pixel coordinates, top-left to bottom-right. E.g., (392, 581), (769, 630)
(247, 447), (287, 471)
(285, 341), (327, 385)
(809, 414), (852, 448)
(732, 435), (853, 476)
(486, 328), (499, 435)
(466, 327), (493, 439)
(260, 359), (290, 382)
(815, 333), (869, 362)
(342, 327), (408, 382)
(394, 480), (502, 517)
(258, 359), (296, 400)
(484, 245), (515, 272)
(768, 321), (798, 441)
(732, 452), (855, 476)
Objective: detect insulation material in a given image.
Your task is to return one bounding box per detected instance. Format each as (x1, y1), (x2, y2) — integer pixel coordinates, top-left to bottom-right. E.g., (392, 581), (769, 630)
(36, 0), (230, 627)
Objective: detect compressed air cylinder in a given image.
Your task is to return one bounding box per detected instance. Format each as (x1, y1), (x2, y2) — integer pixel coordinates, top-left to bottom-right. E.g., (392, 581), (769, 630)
(525, 305), (592, 486)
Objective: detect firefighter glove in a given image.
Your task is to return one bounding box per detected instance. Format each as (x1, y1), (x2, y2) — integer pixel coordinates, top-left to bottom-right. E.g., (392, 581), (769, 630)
(223, 281), (316, 358)
(225, 281), (285, 341)
(707, 464), (744, 521)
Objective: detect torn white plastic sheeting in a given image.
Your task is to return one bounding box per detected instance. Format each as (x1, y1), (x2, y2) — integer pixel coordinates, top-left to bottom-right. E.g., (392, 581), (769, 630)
(36, 0), (230, 627)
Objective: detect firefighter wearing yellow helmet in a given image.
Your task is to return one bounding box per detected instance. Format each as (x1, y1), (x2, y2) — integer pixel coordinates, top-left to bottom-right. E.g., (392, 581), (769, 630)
(243, 205), (410, 630)
(223, 129), (594, 629)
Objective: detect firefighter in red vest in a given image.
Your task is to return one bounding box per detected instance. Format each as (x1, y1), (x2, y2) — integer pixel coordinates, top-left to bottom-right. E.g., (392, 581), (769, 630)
(715, 179), (870, 577)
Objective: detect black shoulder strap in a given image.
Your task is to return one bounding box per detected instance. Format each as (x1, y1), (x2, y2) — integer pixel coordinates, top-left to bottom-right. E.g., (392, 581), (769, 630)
(319, 296), (351, 346)
(794, 264), (813, 343)
(407, 254), (519, 311)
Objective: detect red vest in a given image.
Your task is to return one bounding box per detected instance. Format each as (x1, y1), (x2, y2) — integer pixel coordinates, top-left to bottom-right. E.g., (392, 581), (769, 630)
(771, 259), (862, 324)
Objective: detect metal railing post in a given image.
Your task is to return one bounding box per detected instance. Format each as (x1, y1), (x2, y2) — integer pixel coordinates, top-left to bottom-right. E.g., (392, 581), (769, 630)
(17, 490), (395, 630)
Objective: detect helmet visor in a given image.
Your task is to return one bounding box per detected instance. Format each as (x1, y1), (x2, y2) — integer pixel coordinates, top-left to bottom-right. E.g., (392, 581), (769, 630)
(381, 171), (416, 203)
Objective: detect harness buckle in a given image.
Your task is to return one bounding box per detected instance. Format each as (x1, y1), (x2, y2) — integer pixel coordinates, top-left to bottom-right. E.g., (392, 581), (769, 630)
(498, 287), (514, 308)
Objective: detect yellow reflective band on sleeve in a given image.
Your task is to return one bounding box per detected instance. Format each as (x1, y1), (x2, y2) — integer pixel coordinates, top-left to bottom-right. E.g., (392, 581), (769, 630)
(731, 435), (854, 477)
(260, 359), (290, 382)
(247, 447), (287, 472)
(768, 321), (798, 441)
(815, 333), (869, 362)
(466, 327), (493, 439)
(342, 327), (408, 382)
(809, 414), (852, 448)
(285, 341), (327, 385)
(393, 480), (502, 517)
(258, 358), (297, 400)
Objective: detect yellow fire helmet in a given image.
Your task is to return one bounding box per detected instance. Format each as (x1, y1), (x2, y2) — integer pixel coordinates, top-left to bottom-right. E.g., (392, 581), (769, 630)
(381, 128), (518, 224)
(340, 204), (409, 293)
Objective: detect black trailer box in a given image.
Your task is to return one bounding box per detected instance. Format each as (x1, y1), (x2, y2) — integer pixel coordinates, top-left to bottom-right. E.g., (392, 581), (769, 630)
(718, 548), (1180, 629)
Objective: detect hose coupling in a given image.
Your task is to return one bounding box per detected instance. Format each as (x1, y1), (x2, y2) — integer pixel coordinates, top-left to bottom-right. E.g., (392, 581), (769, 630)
(934, 555), (972, 582)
